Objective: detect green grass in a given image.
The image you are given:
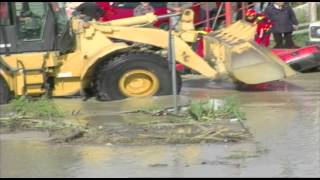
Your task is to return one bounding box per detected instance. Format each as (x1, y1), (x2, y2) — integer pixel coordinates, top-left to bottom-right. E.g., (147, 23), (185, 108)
(133, 96), (246, 122)
(0, 96), (88, 131)
(10, 96), (65, 119)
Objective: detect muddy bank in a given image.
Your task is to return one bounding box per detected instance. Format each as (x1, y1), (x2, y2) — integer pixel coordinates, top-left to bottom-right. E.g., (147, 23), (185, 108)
(0, 123), (251, 146)
(0, 111), (252, 146)
(3, 72), (318, 146)
(0, 97), (251, 146)
(50, 114), (251, 146)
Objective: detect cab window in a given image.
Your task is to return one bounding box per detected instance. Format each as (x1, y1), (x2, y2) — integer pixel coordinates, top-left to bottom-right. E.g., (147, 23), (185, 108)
(15, 2), (47, 41)
(50, 2), (69, 36)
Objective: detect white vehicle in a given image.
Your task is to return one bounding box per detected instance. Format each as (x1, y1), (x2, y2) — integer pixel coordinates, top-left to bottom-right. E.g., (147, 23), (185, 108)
(308, 21), (320, 45)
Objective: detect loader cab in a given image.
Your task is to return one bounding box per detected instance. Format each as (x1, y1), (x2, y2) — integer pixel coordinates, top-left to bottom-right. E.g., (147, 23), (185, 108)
(0, 2), (75, 55)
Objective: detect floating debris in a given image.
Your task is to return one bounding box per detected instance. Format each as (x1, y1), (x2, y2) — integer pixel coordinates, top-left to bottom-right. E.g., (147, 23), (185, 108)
(1, 96), (252, 145)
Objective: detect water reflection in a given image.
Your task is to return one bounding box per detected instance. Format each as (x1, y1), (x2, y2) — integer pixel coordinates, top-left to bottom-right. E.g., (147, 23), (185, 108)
(0, 72), (319, 177)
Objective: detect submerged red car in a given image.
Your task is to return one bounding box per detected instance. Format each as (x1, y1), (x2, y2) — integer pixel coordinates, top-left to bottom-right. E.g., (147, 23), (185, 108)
(271, 45), (320, 72)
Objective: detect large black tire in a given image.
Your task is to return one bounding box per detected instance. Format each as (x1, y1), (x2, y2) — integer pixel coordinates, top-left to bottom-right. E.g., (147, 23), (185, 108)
(96, 52), (182, 101)
(0, 76), (11, 105)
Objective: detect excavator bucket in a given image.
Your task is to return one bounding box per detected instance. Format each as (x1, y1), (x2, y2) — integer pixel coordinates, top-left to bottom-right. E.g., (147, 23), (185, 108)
(204, 20), (296, 84)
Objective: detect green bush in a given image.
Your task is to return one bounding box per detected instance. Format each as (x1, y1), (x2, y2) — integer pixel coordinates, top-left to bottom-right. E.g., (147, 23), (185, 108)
(188, 96), (246, 122)
(295, 9), (308, 24)
(293, 32), (309, 47)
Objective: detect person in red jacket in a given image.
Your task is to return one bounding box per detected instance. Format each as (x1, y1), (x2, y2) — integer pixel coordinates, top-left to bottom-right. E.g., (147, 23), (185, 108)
(245, 8), (257, 23)
(255, 14), (272, 47)
(245, 9), (272, 47)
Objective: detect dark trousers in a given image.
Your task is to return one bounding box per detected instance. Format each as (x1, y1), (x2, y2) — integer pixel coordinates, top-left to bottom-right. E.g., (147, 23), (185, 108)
(273, 32), (296, 49)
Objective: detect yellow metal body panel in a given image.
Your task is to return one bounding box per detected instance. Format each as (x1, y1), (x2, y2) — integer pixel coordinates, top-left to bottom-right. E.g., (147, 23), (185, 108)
(177, 9), (195, 32)
(102, 13), (157, 27)
(1, 52), (57, 95)
(53, 77), (81, 96)
(2, 52), (55, 69)
(94, 25), (218, 78)
(51, 34), (129, 96)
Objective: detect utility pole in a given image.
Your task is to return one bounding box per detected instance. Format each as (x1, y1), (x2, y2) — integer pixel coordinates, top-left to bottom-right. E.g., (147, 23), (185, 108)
(310, 2), (317, 22)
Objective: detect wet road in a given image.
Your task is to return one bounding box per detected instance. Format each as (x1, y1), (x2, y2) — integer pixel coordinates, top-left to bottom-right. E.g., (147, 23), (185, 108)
(0, 72), (319, 177)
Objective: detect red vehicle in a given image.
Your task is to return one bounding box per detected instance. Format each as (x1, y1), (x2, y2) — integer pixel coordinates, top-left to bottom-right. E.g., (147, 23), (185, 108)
(272, 45), (320, 72)
(98, 2), (201, 29)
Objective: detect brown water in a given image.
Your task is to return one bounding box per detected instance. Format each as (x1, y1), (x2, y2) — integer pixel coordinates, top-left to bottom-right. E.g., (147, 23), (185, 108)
(1, 73), (319, 177)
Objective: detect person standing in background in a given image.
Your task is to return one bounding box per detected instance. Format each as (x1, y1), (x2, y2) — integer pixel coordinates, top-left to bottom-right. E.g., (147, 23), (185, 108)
(73, 2), (105, 21)
(65, 2), (83, 19)
(134, 2), (155, 16)
(167, 2), (193, 30)
(264, 2), (299, 49)
(254, 2), (271, 13)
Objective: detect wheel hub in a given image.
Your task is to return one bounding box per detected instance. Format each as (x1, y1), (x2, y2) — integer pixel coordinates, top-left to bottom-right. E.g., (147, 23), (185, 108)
(119, 69), (160, 97)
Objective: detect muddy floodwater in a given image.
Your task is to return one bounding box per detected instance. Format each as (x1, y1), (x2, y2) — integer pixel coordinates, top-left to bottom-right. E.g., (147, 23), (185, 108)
(1, 72), (320, 177)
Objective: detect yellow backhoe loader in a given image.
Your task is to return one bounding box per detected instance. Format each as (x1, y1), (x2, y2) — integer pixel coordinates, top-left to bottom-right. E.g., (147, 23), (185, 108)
(0, 2), (296, 104)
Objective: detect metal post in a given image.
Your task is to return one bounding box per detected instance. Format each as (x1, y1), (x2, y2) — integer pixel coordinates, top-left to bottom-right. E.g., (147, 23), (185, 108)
(241, 2), (246, 20)
(168, 24), (178, 114)
(225, 2), (233, 26)
(212, 2), (224, 30)
(205, 2), (210, 28)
